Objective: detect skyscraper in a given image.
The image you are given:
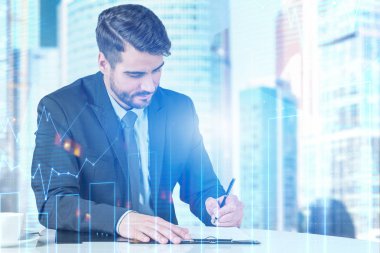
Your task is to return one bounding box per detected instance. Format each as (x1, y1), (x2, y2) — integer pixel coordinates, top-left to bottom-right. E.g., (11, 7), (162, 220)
(0, 1), (7, 139)
(0, 0), (8, 212)
(277, 80), (298, 231)
(240, 83), (278, 229)
(239, 80), (297, 230)
(276, 0), (303, 105)
(1, 0), (39, 212)
(318, 0), (380, 239)
(59, 0), (231, 226)
(40, 0), (60, 47)
(275, 0), (322, 225)
(20, 0), (62, 231)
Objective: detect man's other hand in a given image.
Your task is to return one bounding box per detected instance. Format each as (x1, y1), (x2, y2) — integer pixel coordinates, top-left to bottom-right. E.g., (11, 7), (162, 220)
(205, 195), (244, 227)
(118, 212), (191, 244)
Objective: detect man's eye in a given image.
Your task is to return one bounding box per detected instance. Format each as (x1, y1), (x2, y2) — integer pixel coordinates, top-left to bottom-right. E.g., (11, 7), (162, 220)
(128, 74), (143, 78)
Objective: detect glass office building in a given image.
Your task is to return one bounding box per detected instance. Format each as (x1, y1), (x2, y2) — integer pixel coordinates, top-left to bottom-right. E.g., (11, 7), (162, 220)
(318, 0), (380, 239)
(276, 0), (303, 94)
(239, 81), (297, 230)
(0, 1), (7, 138)
(0, 0), (40, 213)
(0, 0), (8, 211)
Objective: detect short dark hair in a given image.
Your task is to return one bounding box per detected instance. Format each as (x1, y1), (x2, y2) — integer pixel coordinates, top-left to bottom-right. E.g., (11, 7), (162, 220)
(96, 4), (171, 68)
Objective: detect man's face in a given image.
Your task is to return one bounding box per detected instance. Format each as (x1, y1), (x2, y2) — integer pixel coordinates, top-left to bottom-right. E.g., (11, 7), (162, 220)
(99, 44), (164, 110)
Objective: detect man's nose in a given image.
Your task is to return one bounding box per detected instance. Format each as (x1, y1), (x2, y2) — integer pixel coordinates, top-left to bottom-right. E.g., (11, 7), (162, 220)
(141, 74), (156, 93)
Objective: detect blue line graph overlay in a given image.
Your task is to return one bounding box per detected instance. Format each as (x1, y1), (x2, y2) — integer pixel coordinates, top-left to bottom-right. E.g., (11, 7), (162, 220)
(37, 104), (88, 143)
(32, 137), (117, 200)
(1, 103), (88, 155)
(31, 103), (121, 200)
(0, 154), (19, 171)
(0, 117), (19, 143)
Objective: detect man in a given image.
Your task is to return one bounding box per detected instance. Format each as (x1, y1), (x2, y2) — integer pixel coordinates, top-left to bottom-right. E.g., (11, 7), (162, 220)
(31, 4), (243, 244)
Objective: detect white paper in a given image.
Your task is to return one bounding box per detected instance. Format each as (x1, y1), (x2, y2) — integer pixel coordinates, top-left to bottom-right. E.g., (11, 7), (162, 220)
(186, 226), (251, 240)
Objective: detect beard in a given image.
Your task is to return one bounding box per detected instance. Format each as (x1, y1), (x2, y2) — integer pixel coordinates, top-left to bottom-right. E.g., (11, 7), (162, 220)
(108, 74), (156, 109)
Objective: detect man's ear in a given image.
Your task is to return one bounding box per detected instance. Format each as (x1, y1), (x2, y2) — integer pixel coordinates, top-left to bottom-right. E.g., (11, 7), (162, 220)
(98, 52), (110, 74)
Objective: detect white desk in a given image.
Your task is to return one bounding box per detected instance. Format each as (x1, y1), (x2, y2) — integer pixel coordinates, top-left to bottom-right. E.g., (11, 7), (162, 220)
(1, 229), (379, 253)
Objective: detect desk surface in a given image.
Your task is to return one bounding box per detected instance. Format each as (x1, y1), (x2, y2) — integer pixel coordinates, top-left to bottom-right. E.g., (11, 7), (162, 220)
(1, 229), (379, 253)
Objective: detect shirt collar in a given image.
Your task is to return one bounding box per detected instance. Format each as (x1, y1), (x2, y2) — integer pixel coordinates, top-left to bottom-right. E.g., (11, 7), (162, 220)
(106, 89), (145, 120)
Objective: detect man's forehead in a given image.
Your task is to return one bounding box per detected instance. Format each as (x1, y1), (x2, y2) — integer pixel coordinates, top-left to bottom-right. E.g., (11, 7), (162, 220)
(118, 45), (163, 65)
(118, 60), (165, 73)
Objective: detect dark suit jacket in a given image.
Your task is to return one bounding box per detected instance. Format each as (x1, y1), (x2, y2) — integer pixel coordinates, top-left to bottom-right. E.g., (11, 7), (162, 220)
(31, 72), (225, 234)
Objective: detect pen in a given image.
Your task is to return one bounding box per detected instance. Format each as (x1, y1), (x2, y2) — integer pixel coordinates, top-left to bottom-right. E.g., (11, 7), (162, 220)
(213, 178), (235, 224)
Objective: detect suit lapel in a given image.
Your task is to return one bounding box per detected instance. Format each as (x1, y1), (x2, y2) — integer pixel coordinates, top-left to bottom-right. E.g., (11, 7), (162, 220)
(148, 88), (166, 209)
(91, 105), (129, 174)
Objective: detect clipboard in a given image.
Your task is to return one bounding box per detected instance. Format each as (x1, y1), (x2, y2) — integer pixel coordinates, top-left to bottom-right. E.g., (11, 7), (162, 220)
(181, 238), (261, 244)
(56, 230), (261, 245)
(125, 236), (260, 245)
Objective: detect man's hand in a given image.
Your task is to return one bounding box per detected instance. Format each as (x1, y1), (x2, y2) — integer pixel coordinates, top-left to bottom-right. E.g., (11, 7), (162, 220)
(205, 195), (244, 227)
(118, 212), (191, 244)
